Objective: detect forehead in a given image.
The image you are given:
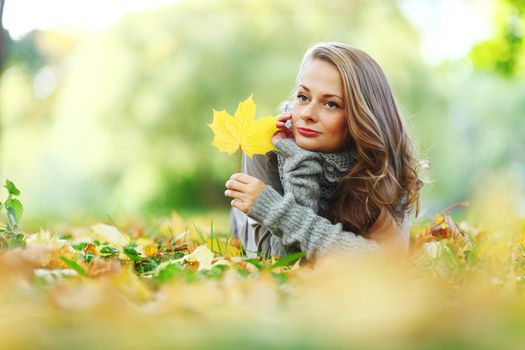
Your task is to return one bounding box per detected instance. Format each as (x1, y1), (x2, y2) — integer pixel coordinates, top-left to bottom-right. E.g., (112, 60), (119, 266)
(297, 59), (343, 96)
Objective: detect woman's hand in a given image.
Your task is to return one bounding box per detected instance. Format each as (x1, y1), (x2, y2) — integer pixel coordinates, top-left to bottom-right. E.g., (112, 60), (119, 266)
(225, 173), (266, 213)
(272, 112), (293, 145)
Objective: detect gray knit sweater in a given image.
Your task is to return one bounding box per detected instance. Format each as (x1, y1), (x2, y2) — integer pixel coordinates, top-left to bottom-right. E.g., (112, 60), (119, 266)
(247, 138), (381, 261)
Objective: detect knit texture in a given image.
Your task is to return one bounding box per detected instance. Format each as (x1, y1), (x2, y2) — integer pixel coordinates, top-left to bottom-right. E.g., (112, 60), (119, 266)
(248, 184), (381, 261)
(247, 138), (381, 261)
(275, 138), (354, 214)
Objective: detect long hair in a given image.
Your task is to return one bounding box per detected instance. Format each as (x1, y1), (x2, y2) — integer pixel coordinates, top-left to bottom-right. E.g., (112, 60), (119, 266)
(296, 42), (422, 235)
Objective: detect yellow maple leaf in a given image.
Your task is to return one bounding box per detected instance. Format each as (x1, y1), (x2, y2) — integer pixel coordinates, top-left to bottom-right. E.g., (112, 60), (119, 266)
(208, 95), (278, 158)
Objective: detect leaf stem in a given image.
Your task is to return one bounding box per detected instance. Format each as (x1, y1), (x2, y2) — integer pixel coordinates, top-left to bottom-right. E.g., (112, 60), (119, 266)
(236, 147), (242, 173)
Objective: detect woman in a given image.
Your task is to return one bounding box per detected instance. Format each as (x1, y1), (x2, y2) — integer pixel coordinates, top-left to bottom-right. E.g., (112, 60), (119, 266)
(226, 42), (422, 261)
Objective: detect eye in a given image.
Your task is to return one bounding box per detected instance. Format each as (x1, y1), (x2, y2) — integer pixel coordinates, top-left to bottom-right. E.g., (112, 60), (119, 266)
(326, 101), (340, 109)
(296, 94), (308, 102)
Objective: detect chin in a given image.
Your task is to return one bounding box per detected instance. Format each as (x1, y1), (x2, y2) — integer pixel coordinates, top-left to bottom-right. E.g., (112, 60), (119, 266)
(294, 136), (320, 151)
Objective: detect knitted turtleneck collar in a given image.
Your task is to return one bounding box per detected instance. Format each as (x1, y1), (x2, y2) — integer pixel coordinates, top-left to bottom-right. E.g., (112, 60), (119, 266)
(319, 150), (355, 182)
(321, 150), (355, 171)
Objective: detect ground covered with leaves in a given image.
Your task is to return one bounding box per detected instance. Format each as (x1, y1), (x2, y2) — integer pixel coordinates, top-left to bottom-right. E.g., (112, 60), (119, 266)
(1, 202), (525, 349)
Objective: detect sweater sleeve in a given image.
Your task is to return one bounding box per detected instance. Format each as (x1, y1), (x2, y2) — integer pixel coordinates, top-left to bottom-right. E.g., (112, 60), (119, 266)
(275, 139), (323, 213)
(265, 151), (283, 195)
(247, 185), (381, 261)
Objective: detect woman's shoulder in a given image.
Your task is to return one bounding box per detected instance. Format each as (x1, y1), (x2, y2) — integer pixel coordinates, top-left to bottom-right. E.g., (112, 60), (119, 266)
(367, 209), (411, 254)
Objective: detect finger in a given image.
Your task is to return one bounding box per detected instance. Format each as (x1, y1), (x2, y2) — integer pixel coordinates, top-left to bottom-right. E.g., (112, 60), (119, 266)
(231, 199), (247, 213)
(225, 179), (248, 192)
(224, 189), (244, 199)
(273, 129), (291, 140)
(277, 113), (292, 122)
(276, 118), (291, 128)
(230, 173), (254, 184)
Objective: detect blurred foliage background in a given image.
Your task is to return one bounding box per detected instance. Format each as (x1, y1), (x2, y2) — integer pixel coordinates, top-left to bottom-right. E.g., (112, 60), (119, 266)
(0, 0), (524, 229)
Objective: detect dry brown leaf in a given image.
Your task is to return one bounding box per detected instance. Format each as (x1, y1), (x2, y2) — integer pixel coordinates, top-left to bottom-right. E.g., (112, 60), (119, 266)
(86, 257), (121, 278)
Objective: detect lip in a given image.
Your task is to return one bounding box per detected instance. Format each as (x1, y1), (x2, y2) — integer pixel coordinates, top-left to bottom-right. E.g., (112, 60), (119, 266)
(298, 127), (321, 137)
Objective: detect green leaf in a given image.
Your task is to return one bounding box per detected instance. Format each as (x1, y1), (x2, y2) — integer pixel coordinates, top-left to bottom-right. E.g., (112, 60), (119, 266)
(5, 180), (21, 196)
(5, 198), (23, 224)
(72, 242), (89, 251)
(173, 251), (185, 259)
(140, 257), (160, 273)
(6, 207), (17, 229)
(100, 244), (120, 255)
(60, 256), (87, 276)
(245, 258), (264, 271)
(5, 232), (27, 249)
(199, 264), (226, 279)
(155, 262), (183, 284)
(235, 267), (251, 278)
(123, 243), (142, 262)
(272, 272), (289, 284)
(83, 252), (94, 263)
(270, 251), (305, 269)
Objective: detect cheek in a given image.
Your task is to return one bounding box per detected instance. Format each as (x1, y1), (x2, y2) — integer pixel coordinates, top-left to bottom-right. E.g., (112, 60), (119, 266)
(291, 114), (301, 125)
(291, 104), (300, 120)
(327, 116), (348, 145)
(328, 114), (347, 135)
(291, 108), (301, 132)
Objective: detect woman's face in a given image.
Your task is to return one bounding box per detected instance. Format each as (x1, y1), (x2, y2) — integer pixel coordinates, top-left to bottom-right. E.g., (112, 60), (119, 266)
(291, 58), (348, 153)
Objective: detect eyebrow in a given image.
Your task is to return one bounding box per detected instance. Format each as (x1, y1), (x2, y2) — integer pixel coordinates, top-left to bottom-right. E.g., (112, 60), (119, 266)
(298, 84), (343, 100)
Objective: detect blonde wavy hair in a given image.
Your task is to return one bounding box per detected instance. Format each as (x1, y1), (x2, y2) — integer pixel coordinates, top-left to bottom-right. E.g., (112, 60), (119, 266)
(295, 42), (422, 236)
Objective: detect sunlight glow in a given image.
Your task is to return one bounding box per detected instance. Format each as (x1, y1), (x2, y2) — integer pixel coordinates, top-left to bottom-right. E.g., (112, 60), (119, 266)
(399, 0), (495, 64)
(4, 0), (178, 39)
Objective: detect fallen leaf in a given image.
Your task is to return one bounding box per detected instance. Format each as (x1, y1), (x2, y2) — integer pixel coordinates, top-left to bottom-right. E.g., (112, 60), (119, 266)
(91, 223), (129, 247)
(185, 245), (214, 271)
(136, 238), (158, 257)
(86, 257), (121, 278)
(155, 245), (215, 273)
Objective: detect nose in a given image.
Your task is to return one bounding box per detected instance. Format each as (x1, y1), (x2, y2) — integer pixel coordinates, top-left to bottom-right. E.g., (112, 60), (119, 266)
(299, 102), (318, 123)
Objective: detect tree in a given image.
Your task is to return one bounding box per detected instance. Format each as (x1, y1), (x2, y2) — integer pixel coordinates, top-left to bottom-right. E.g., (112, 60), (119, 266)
(469, 0), (525, 77)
